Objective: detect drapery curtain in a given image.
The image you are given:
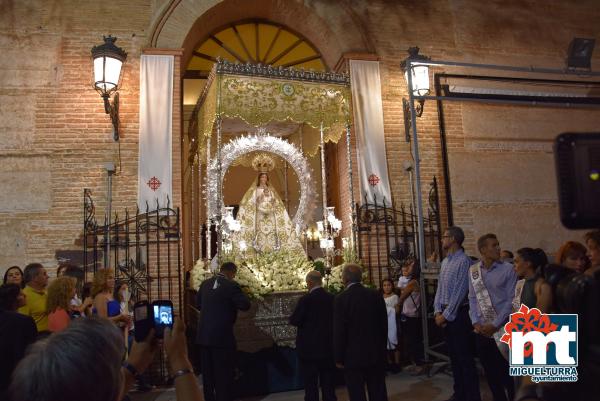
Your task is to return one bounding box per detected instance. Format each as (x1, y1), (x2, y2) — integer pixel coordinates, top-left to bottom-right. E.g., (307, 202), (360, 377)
(138, 55), (174, 210)
(350, 60), (392, 205)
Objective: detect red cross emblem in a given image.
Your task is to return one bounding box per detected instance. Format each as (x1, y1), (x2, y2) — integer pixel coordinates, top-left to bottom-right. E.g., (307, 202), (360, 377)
(147, 176), (161, 191)
(368, 174), (380, 187)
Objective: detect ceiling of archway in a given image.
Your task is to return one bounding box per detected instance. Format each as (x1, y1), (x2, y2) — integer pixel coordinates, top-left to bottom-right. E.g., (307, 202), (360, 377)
(183, 21), (326, 105)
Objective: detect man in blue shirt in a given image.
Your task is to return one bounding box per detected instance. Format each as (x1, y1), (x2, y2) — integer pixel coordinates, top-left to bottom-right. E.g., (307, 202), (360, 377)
(434, 226), (481, 401)
(468, 233), (517, 401)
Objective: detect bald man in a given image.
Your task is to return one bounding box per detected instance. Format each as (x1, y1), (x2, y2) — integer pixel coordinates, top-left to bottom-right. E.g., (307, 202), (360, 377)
(334, 264), (388, 401)
(290, 271), (337, 401)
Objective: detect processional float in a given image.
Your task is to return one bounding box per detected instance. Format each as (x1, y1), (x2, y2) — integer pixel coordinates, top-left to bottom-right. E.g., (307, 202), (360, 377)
(191, 59), (358, 271)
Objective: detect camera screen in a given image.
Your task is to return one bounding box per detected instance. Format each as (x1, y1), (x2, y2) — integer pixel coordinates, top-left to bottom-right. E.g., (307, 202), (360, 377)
(153, 305), (173, 326)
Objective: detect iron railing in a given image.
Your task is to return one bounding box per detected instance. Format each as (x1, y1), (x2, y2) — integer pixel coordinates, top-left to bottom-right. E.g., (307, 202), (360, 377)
(356, 177), (442, 285)
(83, 189), (182, 382)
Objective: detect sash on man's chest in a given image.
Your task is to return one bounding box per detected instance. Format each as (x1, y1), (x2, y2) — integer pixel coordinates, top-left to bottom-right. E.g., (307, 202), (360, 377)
(470, 262), (524, 358)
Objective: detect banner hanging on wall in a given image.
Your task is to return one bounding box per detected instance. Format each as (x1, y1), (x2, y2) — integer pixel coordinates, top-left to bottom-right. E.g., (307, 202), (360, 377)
(138, 55), (173, 210)
(350, 60), (392, 205)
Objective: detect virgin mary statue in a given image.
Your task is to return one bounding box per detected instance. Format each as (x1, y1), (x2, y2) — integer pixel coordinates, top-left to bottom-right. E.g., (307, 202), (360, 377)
(233, 154), (304, 254)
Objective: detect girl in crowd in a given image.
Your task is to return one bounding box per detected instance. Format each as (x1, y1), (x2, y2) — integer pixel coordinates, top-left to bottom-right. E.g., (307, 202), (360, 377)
(398, 259), (426, 375)
(382, 278), (400, 372)
(556, 241), (589, 274)
(114, 281), (134, 318)
(91, 269), (131, 326)
(47, 276), (77, 332)
(114, 281), (135, 344)
(3, 266), (24, 288)
(56, 265), (68, 277)
(514, 248), (552, 312)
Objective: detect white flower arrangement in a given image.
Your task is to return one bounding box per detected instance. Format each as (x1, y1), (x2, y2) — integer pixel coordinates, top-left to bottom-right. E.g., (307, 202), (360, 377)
(191, 250), (366, 299)
(190, 259), (214, 290)
(231, 250), (313, 299)
(327, 264), (345, 293)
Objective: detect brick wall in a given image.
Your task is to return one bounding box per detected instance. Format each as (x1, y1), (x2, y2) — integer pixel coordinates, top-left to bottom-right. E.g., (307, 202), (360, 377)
(0, 1), (181, 272)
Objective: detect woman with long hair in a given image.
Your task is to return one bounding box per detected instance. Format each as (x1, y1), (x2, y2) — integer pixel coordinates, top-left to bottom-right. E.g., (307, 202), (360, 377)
(91, 269), (130, 326)
(3, 266), (24, 288)
(514, 248), (552, 312)
(47, 276), (77, 332)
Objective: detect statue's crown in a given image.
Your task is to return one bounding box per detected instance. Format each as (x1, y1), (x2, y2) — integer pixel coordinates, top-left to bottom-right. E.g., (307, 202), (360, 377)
(251, 153), (275, 172)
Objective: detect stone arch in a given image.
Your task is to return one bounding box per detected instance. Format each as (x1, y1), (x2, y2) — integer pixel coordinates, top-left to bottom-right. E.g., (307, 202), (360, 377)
(149, 0), (374, 70)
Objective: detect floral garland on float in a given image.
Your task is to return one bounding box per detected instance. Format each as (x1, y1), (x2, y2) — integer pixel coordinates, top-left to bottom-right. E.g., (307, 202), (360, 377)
(189, 250), (313, 300)
(189, 236), (366, 299)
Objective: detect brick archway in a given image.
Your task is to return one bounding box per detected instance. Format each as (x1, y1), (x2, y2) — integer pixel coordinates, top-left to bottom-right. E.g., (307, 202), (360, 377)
(150, 0), (374, 70)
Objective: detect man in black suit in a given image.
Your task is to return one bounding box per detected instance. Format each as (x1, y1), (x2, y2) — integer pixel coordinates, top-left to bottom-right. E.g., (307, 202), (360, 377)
(196, 262), (251, 401)
(334, 264), (388, 401)
(290, 270), (337, 401)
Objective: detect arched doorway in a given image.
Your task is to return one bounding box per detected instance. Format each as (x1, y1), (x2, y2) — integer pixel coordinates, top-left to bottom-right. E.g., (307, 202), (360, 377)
(182, 15), (354, 267)
(183, 20), (327, 105)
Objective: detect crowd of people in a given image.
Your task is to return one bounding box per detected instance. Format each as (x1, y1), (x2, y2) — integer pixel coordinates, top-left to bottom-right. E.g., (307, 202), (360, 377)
(0, 264), (204, 401)
(1, 227), (599, 401)
(432, 227), (600, 401)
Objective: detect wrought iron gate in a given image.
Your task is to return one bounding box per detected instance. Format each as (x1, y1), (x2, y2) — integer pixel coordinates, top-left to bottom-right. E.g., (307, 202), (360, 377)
(357, 177), (443, 285)
(83, 189), (183, 312)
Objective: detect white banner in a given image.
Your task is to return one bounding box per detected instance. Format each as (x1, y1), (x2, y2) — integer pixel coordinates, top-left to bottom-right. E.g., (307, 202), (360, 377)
(138, 55), (173, 210)
(349, 60), (392, 205)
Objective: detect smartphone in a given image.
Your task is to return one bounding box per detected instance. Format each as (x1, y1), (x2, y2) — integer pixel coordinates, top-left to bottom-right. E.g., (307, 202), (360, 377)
(133, 300), (152, 342)
(152, 300), (174, 339)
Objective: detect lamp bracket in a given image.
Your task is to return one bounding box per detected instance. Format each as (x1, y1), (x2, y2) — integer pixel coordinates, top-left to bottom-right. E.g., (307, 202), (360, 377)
(102, 93), (120, 141)
(403, 97), (425, 142)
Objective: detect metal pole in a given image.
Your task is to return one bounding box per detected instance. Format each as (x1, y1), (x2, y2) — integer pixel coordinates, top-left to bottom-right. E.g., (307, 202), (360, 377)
(216, 115), (223, 260)
(319, 122), (330, 268)
(345, 123), (358, 254)
(320, 122), (328, 217)
(284, 162), (289, 212)
(407, 61), (430, 362)
(216, 72), (223, 263)
(407, 166), (419, 255)
(412, 59), (600, 77)
(197, 154), (202, 260)
(414, 94), (600, 108)
(104, 162), (116, 269)
(205, 135), (212, 261)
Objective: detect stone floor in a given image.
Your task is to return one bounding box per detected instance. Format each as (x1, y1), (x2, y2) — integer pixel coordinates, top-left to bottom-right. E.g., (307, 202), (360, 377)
(131, 363), (494, 401)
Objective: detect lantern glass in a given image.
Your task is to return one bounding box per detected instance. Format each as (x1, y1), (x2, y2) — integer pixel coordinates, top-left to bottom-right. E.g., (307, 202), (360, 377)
(93, 56), (123, 94)
(405, 64), (430, 96)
